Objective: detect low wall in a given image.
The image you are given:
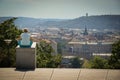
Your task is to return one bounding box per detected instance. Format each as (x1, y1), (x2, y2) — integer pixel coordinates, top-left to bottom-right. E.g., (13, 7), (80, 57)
(16, 42), (36, 69)
(0, 68), (120, 80)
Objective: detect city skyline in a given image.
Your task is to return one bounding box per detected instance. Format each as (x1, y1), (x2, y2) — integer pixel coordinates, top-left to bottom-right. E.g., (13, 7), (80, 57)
(0, 0), (120, 19)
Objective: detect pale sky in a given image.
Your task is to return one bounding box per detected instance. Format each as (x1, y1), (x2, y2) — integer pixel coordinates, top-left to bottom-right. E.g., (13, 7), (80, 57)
(0, 0), (120, 19)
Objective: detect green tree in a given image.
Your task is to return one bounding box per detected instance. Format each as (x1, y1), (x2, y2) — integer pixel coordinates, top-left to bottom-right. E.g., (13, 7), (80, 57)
(71, 57), (83, 68)
(57, 42), (62, 54)
(36, 41), (62, 68)
(82, 59), (91, 68)
(108, 40), (120, 69)
(57, 39), (67, 54)
(90, 56), (109, 69)
(0, 18), (22, 67)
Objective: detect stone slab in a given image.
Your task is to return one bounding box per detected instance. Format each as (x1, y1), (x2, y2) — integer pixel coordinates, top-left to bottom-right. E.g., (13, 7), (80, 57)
(23, 68), (53, 80)
(107, 70), (120, 80)
(51, 69), (80, 80)
(78, 69), (108, 80)
(0, 68), (25, 80)
(16, 46), (36, 69)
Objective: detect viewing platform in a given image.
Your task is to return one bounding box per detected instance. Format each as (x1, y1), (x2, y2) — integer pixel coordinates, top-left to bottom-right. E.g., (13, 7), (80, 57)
(0, 68), (120, 80)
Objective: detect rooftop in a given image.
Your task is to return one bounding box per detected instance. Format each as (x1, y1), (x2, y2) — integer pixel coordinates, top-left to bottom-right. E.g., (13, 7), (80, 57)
(68, 41), (114, 45)
(0, 68), (120, 80)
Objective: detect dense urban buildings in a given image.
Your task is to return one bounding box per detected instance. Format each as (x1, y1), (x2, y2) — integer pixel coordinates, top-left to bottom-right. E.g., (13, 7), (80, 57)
(30, 27), (120, 59)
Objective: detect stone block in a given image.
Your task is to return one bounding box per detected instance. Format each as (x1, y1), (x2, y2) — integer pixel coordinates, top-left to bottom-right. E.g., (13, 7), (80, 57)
(16, 42), (36, 69)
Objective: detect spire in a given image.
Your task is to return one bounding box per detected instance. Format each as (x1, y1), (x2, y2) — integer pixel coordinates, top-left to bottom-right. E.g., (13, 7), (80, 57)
(86, 13), (88, 17)
(83, 27), (88, 35)
(83, 13), (88, 35)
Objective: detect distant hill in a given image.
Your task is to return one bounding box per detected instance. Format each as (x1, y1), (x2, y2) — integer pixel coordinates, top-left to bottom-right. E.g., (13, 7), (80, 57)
(0, 17), (12, 23)
(0, 15), (120, 30)
(59, 15), (120, 30)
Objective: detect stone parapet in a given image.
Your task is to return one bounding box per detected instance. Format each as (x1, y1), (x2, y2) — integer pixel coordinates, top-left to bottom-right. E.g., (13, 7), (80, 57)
(16, 42), (36, 69)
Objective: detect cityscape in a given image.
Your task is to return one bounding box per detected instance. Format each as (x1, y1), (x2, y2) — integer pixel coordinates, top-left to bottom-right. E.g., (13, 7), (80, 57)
(0, 0), (120, 79)
(1, 14), (120, 68)
(30, 25), (120, 67)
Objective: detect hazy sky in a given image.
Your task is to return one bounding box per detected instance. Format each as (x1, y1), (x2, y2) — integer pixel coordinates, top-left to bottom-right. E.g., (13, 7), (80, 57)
(0, 0), (120, 19)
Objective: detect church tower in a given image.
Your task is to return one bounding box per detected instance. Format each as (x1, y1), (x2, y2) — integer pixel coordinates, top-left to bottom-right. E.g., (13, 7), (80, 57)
(83, 13), (88, 35)
(86, 13), (88, 17)
(83, 27), (88, 35)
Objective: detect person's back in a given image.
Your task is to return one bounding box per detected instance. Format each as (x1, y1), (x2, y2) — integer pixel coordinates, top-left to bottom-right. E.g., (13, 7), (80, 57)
(21, 33), (31, 46)
(17, 28), (33, 47)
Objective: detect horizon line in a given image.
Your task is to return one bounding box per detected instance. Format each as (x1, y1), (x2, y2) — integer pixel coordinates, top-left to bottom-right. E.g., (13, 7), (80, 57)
(0, 14), (120, 19)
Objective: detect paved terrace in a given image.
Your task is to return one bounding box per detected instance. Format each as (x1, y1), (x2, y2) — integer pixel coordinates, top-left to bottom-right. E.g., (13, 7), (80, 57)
(0, 68), (120, 80)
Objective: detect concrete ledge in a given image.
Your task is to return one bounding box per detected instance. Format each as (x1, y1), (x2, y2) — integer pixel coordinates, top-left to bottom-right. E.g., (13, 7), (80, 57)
(0, 68), (120, 80)
(78, 69), (107, 80)
(16, 42), (36, 69)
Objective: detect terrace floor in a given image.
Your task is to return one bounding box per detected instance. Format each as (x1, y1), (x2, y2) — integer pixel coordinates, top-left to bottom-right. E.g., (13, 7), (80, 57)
(0, 68), (120, 80)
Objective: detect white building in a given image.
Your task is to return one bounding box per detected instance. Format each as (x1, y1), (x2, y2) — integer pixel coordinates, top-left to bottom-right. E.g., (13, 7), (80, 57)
(65, 38), (113, 59)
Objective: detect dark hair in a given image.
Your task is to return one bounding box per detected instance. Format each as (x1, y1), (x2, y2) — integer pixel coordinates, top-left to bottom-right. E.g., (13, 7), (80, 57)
(23, 28), (28, 33)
